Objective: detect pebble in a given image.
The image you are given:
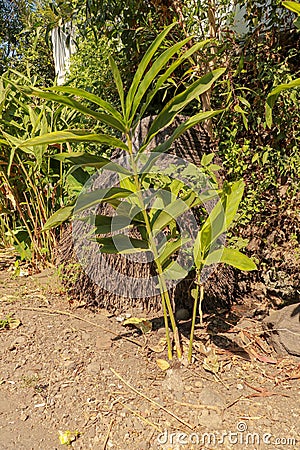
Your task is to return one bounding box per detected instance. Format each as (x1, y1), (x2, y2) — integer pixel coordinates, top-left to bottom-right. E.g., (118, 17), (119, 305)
(86, 360), (101, 374)
(20, 412), (29, 421)
(175, 308), (190, 321)
(96, 335), (112, 350)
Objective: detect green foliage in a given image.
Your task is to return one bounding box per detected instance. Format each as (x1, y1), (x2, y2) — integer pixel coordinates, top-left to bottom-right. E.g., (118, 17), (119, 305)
(212, 1), (300, 229)
(20, 26), (256, 362)
(0, 0), (23, 74)
(266, 77), (300, 127)
(0, 1), (55, 83)
(67, 34), (120, 105)
(189, 179), (256, 361)
(0, 70), (81, 262)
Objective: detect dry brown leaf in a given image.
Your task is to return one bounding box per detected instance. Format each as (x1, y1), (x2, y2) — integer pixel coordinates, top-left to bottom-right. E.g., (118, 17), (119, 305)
(203, 349), (219, 374)
(244, 381), (290, 398)
(149, 337), (167, 353)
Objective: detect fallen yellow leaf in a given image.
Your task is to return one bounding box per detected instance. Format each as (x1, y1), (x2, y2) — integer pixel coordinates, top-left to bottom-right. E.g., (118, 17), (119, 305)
(156, 358), (170, 371)
(58, 430), (80, 445)
(122, 317), (152, 334)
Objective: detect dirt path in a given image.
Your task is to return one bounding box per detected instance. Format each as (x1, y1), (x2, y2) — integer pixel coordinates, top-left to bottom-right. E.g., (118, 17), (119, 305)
(0, 266), (299, 449)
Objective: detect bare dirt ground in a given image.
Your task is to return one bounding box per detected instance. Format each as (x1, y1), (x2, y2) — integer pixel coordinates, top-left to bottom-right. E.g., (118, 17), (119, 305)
(0, 257), (299, 450)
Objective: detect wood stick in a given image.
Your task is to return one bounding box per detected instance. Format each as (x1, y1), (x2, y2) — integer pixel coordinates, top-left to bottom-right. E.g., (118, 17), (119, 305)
(118, 400), (162, 433)
(110, 368), (193, 430)
(102, 418), (114, 450)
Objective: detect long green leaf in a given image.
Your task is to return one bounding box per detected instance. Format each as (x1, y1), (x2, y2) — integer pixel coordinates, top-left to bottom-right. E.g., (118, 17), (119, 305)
(125, 22), (176, 120)
(162, 260), (188, 280)
(266, 77), (300, 127)
(282, 1), (300, 14)
(109, 57), (125, 117)
(50, 85), (126, 124)
(223, 180), (245, 229)
(96, 235), (149, 254)
(144, 68), (226, 146)
(140, 109), (223, 155)
(16, 86), (127, 133)
(19, 131), (129, 152)
(157, 236), (191, 266)
(82, 213), (143, 234)
(52, 152), (131, 175)
(129, 36), (192, 122)
(42, 205), (74, 231)
(198, 180), (244, 261)
(193, 230), (203, 268)
(151, 193), (197, 234)
(204, 247), (257, 271)
(76, 187), (133, 213)
(139, 40), (211, 119)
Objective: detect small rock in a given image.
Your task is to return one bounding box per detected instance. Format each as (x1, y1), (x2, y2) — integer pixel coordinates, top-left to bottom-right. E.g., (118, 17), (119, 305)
(161, 368), (185, 401)
(63, 360), (77, 371)
(138, 441), (150, 450)
(198, 408), (222, 428)
(96, 335), (112, 350)
(199, 388), (225, 407)
(175, 309), (190, 321)
(20, 412), (29, 421)
(86, 360), (101, 374)
(263, 303), (300, 359)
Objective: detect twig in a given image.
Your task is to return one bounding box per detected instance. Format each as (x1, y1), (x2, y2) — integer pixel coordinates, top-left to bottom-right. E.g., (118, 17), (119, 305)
(173, 400), (222, 414)
(226, 395), (245, 409)
(213, 372), (230, 390)
(102, 418), (114, 450)
(118, 400), (162, 433)
(110, 368), (193, 430)
(20, 307), (142, 347)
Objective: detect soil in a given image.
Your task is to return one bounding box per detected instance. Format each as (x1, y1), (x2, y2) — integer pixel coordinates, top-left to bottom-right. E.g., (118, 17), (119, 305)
(0, 256), (299, 450)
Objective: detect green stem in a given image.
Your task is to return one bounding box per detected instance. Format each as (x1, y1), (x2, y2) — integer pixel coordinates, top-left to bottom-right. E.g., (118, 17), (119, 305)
(161, 290), (172, 360)
(126, 134), (181, 359)
(188, 283), (199, 363)
(199, 284), (204, 326)
(188, 269), (204, 363)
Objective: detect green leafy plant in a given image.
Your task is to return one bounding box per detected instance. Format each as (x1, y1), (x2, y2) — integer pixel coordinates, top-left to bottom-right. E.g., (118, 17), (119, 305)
(189, 179), (256, 362)
(19, 24), (256, 360)
(266, 1), (300, 126)
(0, 315), (21, 330)
(0, 70), (81, 262)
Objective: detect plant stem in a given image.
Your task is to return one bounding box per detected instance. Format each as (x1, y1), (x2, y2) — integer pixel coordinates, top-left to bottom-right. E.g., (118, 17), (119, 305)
(188, 269), (204, 363)
(161, 290), (172, 360)
(126, 134), (181, 359)
(188, 282), (199, 363)
(199, 283), (204, 326)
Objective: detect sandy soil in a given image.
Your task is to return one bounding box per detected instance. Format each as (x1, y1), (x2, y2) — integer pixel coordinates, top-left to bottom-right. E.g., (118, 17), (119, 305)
(0, 263), (299, 450)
